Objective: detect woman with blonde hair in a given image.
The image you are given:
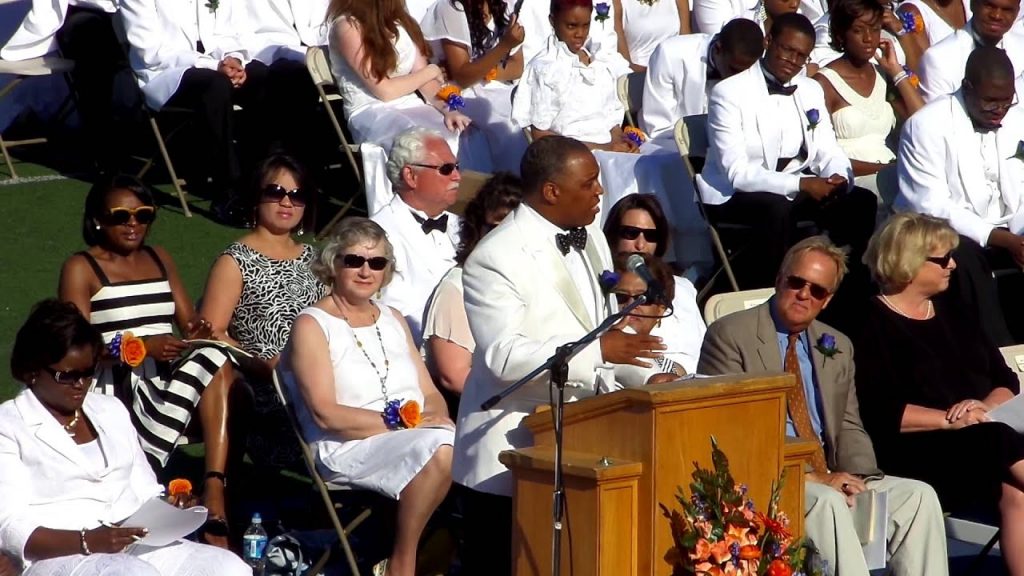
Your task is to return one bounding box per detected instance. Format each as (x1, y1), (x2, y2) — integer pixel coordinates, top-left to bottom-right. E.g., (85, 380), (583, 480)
(855, 212), (1024, 575)
(280, 217), (453, 576)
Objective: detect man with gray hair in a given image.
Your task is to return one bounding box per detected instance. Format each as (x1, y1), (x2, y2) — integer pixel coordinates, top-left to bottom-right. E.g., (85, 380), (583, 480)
(372, 127), (462, 345)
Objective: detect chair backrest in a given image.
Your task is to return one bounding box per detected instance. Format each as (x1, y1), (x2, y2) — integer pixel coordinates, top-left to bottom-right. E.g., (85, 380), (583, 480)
(617, 71), (645, 128)
(271, 368), (343, 490)
(673, 115), (710, 184)
(704, 288), (775, 324)
(305, 45), (335, 88)
(1000, 344), (1024, 387)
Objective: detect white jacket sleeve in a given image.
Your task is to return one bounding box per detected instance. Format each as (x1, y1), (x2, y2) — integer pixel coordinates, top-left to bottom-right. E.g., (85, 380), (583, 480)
(121, 0), (214, 74)
(640, 41), (678, 140)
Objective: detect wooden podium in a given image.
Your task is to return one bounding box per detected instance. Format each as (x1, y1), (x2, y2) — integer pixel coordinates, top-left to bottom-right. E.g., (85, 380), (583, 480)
(500, 372), (816, 576)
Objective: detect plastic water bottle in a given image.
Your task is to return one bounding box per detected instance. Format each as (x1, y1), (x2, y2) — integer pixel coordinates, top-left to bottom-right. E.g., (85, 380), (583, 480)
(242, 513), (268, 575)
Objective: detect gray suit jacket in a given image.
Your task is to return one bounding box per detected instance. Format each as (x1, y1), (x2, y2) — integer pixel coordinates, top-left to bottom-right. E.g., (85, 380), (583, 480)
(697, 301), (881, 476)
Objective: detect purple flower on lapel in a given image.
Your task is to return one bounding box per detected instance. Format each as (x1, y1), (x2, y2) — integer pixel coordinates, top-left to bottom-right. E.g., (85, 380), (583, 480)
(598, 270), (620, 293)
(595, 2), (611, 26)
(814, 333), (841, 361)
(805, 108), (820, 131)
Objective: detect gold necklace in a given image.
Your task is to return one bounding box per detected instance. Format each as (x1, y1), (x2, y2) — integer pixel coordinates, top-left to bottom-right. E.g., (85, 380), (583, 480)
(332, 294), (391, 400)
(63, 409), (81, 438)
(880, 294), (933, 320)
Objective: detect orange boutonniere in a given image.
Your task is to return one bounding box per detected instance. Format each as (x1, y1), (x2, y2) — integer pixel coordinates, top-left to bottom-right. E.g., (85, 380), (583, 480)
(168, 478), (193, 497)
(399, 400), (422, 428)
(485, 67), (498, 82)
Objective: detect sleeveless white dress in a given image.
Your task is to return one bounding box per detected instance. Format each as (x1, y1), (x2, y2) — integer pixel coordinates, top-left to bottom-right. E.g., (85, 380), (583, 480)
(281, 304), (453, 499)
(621, 0), (681, 68)
(899, 0), (971, 47)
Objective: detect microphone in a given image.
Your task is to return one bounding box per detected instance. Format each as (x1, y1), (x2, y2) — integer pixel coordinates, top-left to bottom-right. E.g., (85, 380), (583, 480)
(626, 253), (664, 303)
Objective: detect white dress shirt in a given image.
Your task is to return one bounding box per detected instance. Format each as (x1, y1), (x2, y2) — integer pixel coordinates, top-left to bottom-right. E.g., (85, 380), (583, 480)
(531, 206), (602, 326)
(979, 130), (1009, 222)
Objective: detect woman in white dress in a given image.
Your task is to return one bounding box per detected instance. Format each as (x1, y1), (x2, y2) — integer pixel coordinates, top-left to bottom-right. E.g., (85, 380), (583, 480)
(612, 0), (690, 71)
(421, 0), (529, 172)
(281, 217), (453, 576)
(897, 0), (970, 57)
(814, 0), (924, 212)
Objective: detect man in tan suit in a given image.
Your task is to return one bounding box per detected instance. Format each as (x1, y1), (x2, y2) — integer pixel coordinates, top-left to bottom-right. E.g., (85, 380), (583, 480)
(698, 236), (948, 576)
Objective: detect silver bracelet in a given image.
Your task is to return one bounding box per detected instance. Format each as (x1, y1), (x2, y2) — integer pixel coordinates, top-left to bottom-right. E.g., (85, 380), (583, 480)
(80, 527), (91, 556)
(893, 71), (909, 85)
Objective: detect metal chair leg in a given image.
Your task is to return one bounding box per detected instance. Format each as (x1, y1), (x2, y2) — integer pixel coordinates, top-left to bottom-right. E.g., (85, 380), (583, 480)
(148, 116), (191, 217)
(316, 193), (358, 241)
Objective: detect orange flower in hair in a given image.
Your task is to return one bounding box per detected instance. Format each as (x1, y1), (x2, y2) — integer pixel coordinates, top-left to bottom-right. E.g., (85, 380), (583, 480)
(399, 400), (422, 428)
(120, 332), (147, 367)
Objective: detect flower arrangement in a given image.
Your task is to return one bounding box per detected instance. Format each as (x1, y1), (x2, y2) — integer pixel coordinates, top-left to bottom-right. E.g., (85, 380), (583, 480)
(599, 270), (621, 292)
(660, 437), (826, 576)
(436, 85), (466, 112)
(383, 399), (422, 429)
(485, 67), (498, 83)
(108, 331), (147, 367)
(805, 109), (820, 131)
(624, 126), (647, 147)
(898, 11), (923, 36)
(595, 2), (611, 26)
(813, 333), (841, 362)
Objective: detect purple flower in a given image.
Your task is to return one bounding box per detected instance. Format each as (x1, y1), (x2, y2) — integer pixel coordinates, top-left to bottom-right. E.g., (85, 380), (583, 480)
(805, 108), (820, 130)
(382, 399), (403, 429)
(595, 2), (610, 23)
(445, 93), (466, 112)
(814, 333), (842, 361)
(1015, 140), (1024, 161)
(599, 270), (620, 292)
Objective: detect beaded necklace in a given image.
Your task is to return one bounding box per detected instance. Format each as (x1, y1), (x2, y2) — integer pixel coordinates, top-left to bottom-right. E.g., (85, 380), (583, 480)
(332, 294), (391, 400)
(64, 409), (81, 438)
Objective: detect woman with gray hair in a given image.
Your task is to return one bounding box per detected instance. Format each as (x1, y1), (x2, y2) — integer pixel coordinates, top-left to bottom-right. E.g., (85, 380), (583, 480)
(279, 217), (454, 576)
(855, 212), (1024, 575)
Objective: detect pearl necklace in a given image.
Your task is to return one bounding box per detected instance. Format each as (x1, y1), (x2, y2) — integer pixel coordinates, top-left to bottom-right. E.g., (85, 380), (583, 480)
(332, 294), (391, 400)
(64, 410), (81, 438)
(879, 294), (933, 320)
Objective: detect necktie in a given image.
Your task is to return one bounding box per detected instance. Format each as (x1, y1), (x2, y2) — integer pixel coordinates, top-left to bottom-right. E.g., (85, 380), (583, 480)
(785, 332), (828, 474)
(765, 74), (797, 97)
(555, 227), (588, 255)
(411, 212), (448, 234)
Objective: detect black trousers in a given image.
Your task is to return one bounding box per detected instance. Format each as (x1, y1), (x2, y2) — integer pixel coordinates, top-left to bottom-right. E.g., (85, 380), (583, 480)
(459, 485), (512, 576)
(949, 235), (1017, 346)
(162, 61), (268, 196)
(264, 57), (321, 169)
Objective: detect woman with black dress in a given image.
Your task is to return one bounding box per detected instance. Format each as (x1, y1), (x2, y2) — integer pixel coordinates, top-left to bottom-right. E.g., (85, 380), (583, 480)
(856, 212), (1024, 576)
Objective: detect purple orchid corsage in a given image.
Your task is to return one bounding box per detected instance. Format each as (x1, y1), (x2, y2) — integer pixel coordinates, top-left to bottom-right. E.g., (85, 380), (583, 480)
(599, 270), (621, 292)
(814, 333), (842, 361)
(805, 108), (820, 131)
(595, 2), (611, 26)
(382, 399), (403, 429)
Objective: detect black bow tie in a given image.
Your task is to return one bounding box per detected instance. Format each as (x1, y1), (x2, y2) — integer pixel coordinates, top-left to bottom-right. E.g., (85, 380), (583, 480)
(555, 227), (588, 255)
(411, 212), (448, 234)
(765, 74), (797, 96)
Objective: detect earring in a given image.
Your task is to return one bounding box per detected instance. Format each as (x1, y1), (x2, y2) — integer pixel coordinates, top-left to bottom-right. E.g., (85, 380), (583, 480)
(94, 224), (101, 230)
(30, 378), (36, 385)
(296, 226), (305, 237)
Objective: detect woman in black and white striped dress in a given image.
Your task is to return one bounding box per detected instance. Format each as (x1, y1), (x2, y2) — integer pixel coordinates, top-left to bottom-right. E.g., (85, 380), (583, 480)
(58, 175), (238, 548)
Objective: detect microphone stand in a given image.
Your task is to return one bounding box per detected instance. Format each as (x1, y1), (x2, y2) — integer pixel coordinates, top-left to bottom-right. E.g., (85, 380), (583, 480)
(480, 294), (649, 576)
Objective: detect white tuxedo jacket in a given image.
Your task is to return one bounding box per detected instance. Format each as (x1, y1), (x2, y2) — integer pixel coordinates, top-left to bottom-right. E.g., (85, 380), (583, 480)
(918, 24), (1024, 102)
(120, 0), (250, 109)
(641, 33), (715, 143)
(242, 0), (329, 64)
(371, 195), (461, 346)
(0, 0), (115, 61)
(896, 91), (1024, 246)
(696, 62), (852, 205)
(453, 204), (617, 496)
(0, 390), (162, 565)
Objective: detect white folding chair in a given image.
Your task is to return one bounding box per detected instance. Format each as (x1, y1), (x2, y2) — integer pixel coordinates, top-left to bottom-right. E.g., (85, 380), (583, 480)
(702, 288), (775, 325)
(0, 56), (75, 180)
(616, 71), (645, 128)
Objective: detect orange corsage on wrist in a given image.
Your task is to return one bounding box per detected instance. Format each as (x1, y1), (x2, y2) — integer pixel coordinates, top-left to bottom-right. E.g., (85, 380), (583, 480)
(399, 400), (422, 428)
(485, 67), (498, 83)
(623, 126), (647, 147)
(436, 84), (466, 111)
(109, 331), (147, 367)
(168, 478), (193, 497)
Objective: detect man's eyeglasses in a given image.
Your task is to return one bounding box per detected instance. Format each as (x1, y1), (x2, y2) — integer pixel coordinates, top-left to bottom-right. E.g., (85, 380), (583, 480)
(43, 366), (95, 385)
(339, 254), (390, 271)
(617, 225), (658, 242)
(410, 162), (460, 176)
(925, 252), (954, 268)
(784, 275), (832, 300)
(103, 206), (156, 226)
(774, 44), (810, 66)
(261, 184), (308, 207)
(966, 81), (1019, 113)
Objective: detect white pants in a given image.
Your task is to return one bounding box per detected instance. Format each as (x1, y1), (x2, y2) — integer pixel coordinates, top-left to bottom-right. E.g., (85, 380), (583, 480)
(804, 475), (948, 576)
(23, 540), (251, 576)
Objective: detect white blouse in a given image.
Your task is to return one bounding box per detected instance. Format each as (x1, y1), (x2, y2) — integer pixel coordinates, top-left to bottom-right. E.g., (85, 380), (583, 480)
(511, 35), (631, 144)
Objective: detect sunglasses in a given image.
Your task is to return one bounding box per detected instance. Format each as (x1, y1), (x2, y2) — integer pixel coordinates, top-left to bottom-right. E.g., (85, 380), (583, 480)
(618, 225), (658, 242)
(261, 184), (308, 207)
(410, 162), (460, 176)
(340, 254), (390, 271)
(42, 365), (95, 385)
(925, 252), (954, 268)
(784, 275), (832, 300)
(104, 206), (156, 226)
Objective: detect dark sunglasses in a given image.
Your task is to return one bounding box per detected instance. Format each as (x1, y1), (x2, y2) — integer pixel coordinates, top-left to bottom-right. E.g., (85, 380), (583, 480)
(42, 366), (95, 385)
(410, 162), (460, 176)
(340, 254), (390, 271)
(614, 292), (643, 305)
(261, 184), (308, 207)
(618, 225), (658, 242)
(925, 252), (954, 269)
(784, 275), (832, 300)
(104, 206), (156, 226)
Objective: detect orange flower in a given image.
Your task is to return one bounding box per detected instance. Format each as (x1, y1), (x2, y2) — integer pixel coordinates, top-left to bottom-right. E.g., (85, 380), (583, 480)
(485, 67), (498, 82)
(690, 538), (712, 561)
(738, 544), (761, 561)
(120, 332), (147, 367)
(766, 559), (793, 576)
(168, 478), (193, 496)
(709, 540), (732, 564)
(725, 524), (749, 544)
(623, 126), (647, 145)
(436, 84), (462, 102)
(400, 400), (422, 428)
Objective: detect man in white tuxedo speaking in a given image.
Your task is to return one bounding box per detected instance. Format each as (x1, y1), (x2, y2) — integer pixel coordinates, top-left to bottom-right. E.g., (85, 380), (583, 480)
(641, 17), (765, 144)
(453, 136), (666, 575)
(897, 46), (1024, 345)
(696, 12), (876, 302)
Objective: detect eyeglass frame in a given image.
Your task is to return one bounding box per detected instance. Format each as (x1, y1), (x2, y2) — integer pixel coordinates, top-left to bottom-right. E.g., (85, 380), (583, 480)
(408, 162), (460, 176)
(102, 205), (157, 226)
(783, 275), (833, 300)
(260, 184), (309, 207)
(964, 79), (1019, 114)
(41, 365), (96, 386)
(925, 251), (954, 269)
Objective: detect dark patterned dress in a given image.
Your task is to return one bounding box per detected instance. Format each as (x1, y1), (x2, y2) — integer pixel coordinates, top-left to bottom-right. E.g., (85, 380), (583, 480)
(224, 242), (329, 468)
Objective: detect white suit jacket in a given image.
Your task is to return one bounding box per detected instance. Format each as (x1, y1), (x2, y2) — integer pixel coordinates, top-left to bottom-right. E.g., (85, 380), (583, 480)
(120, 0), (250, 109)
(242, 0), (329, 64)
(696, 61), (852, 205)
(0, 390), (162, 565)
(371, 194), (461, 346)
(918, 24), (1024, 102)
(896, 91), (1024, 246)
(0, 0), (115, 61)
(453, 204), (617, 496)
(641, 33), (715, 143)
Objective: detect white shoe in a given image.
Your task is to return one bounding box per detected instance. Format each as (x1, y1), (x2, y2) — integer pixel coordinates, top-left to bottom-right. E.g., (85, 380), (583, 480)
(372, 559), (388, 576)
